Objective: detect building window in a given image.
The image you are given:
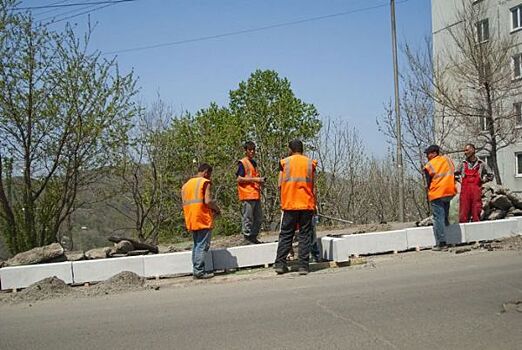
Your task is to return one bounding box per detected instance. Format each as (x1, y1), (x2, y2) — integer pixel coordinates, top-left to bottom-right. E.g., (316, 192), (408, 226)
(515, 102), (522, 127)
(476, 18), (489, 42)
(512, 5), (522, 31)
(516, 153), (522, 176)
(513, 53), (522, 79)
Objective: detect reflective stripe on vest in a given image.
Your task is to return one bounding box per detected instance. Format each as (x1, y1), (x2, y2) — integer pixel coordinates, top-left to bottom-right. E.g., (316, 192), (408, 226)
(182, 178), (204, 206)
(280, 155), (316, 210)
(424, 155), (457, 201)
(282, 158), (313, 183)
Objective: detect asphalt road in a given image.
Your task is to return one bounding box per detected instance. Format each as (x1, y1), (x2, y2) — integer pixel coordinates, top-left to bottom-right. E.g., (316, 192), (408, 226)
(1, 249), (521, 350)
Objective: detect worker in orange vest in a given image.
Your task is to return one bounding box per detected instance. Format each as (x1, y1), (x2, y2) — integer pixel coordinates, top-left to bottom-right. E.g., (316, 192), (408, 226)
(423, 145), (457, 251)
(181, 163), (221, 279)
(274, 139), (318, 275)
(236, 141), (265, 244)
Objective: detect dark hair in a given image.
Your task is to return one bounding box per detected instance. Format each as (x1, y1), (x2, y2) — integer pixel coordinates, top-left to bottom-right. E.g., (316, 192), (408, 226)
(288, 139), (303, 153)
(465, 143), (476, 150)
(198, 163), (213, 174)
(243, 141), (256, 150)
(424, 144), (440, 155)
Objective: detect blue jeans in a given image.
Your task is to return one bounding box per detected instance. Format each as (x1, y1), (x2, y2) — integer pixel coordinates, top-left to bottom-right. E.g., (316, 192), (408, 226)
(431, 196), (452, 244)
(192, 229), (211, 276)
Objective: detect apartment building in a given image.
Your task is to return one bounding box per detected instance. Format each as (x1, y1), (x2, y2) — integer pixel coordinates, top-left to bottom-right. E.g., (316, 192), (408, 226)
(432, 0), (522, 191)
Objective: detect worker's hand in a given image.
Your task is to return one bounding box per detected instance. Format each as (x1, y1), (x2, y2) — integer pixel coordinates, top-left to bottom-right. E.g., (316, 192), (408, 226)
(258, 177), (266, 184)
(213, 207), (221, 216)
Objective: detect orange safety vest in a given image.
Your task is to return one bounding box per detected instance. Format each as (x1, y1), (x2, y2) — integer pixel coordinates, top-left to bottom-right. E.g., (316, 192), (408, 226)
(181, 176), (213, 231)
(424, 155), (457, 201)
(280, 154), (317, 210)
(237, 157), (261, 201)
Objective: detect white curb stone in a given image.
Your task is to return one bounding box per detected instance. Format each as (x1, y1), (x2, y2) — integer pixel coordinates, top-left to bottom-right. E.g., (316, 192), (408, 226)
(212, 243), (278, 270)
(444, 224), (466, 245)
(463, 218), (518, 242)
(332, 230), (408, 262)
(143, 251), (213, 278)
(0, 262), (73, 290)
(72, 256), (145, 284)
(511, 217), (522, 235)
(405, 226), (436, 249)
(319, 236), (338, 261)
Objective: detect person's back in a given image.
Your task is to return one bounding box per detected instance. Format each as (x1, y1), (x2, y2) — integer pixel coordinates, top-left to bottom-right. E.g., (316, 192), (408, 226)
(274, 139), (317, 275)
(423, 145), (456, 251)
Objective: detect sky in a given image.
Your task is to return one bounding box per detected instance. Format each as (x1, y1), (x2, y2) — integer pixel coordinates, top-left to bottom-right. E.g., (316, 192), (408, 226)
(20, 0), (432, 155)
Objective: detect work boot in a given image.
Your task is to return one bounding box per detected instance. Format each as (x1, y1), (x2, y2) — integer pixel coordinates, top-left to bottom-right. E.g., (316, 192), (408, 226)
(432, 242), (448, 251)
(193, 272), (214, 280)
(274, 265), (289, 274)
(243, 236), (262, 245)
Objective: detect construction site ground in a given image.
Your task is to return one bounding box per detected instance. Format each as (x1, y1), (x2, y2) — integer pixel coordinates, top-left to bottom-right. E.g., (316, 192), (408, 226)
(0, 239), (521, 350)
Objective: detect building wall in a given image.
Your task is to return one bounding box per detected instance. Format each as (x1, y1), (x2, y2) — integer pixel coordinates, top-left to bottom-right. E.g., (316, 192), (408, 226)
(432, 0), (522, 191)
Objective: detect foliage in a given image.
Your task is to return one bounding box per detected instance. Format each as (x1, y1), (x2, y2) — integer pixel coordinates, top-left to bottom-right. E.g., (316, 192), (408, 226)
(0, 3), (139, 253)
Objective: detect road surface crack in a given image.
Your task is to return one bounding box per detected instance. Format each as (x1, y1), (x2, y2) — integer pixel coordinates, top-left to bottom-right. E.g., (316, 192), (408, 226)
(315, 299), (399, 349)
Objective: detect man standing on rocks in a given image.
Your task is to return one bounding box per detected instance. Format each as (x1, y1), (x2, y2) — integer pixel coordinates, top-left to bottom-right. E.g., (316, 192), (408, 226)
(182, 163), (220, 279)
(236, 141), (265, 244)
(423, 145), (457, 251)
(274, 139), (317, 275)
(455, 143), (494, 223)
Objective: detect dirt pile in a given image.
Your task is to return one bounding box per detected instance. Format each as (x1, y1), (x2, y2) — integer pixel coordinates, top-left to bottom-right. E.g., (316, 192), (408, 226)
(6, 276), (72, 303)
(83, 271), (146, 296)
(482, 236), (522, 251)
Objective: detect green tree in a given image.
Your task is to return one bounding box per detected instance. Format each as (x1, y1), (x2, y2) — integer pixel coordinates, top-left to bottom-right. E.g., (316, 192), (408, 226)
(229, 69), (321, 224)
(0, 3), (138, 253)
(156, 70), (321, 239)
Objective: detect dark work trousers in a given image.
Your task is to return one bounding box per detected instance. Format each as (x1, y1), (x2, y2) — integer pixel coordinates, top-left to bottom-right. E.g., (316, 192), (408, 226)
(275, 210), (314, 269)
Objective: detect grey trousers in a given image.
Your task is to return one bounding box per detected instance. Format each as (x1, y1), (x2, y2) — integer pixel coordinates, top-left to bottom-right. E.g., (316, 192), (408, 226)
(241, 200), (262, 238)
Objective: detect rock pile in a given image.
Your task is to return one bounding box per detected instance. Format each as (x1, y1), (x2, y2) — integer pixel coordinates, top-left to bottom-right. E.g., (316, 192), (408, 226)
(2, 236), (158, 267)
(481, 183), (522, 220)
(416, 184), (522, 226)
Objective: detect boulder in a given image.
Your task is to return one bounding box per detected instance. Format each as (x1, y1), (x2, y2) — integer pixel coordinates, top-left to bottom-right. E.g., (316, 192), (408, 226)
(65, 251), (85, 261)
(108, 236), (158, 254)
(85, 247), (112, 259)
(506, 191), (522, 209)
(127, 249), (150, 256)
(114, 240), (134, 254)
(5, 243), (64, 266)
(511, 208), (522, 216)
(490, 195), (512, 211)
(488, 209), (506, 220)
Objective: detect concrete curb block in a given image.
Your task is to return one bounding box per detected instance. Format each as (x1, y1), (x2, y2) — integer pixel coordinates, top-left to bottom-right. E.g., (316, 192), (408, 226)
(463, 218), (518, 242)
(319, 236), (341, 261)
(212, 243), (278, 270)
(405, 227), (436, 249)
(0, 262), (73, 290)
(513, 217), (522, 234)
(332, 230), (408, 262)
(3, 217), (522, 290)
(72, 256), (145, 284)
(445, 224), (467, 245)
(143, 251), (213, 278)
